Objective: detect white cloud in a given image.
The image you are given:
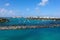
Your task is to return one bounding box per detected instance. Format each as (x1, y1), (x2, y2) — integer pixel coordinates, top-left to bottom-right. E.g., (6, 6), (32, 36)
(5, 3), (10, 6)
(0, 8), (7, 13)
(35, 7), (39, 10)
(0, 8), (15, 17)
(38, 0), (48, 6)
(35, 7), (40, 13)
(26, 8), (30, 11)
(9, 10), (13, 13)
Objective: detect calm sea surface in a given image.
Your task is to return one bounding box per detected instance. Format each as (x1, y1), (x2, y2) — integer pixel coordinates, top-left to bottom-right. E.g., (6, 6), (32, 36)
(0, 28), (60, 40)
(0, 18), (60, 40)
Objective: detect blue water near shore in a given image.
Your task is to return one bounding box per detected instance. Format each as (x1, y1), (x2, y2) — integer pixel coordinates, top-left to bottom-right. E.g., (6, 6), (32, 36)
(0, 18), (60, 40)
(0, 18), (60, 26)
(0, 28), (60, 40)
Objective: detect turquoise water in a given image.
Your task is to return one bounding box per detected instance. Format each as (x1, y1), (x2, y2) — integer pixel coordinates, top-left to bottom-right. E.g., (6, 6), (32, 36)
(0, 18), (60, 26)
(0, 28), (60, 40)
(0, 18), (60, 40)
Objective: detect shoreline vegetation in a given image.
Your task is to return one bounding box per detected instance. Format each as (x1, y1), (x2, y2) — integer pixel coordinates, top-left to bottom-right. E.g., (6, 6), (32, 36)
(0, 17), (60, 21)
(0, 18), (9, 23)
(0, 17), (60, 30)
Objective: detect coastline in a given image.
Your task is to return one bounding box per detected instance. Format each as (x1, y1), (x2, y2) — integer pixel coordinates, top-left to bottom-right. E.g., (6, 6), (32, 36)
(0, 17), (60, 30)
(0, 24), (60, 30)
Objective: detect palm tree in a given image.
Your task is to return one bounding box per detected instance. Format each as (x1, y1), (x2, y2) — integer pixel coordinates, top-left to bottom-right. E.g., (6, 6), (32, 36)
(0, 18), (9, 23)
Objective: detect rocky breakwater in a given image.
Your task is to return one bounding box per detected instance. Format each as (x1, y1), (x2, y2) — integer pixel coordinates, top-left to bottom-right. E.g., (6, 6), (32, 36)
(0, 24), (60, 30)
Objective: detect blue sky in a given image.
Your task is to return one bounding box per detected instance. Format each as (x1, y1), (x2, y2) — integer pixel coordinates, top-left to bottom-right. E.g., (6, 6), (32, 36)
(0, 0), (60, 17)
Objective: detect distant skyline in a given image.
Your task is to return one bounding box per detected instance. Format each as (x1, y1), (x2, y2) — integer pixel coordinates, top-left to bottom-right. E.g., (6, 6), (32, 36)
(0, 0), (60, 17)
